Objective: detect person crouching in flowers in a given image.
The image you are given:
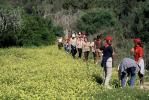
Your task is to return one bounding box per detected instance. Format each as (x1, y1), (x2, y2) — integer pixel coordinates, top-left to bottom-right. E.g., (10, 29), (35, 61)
(130, 38), (145, 89)
(101, 36), (113, 89)
(118, 58), (140, 88)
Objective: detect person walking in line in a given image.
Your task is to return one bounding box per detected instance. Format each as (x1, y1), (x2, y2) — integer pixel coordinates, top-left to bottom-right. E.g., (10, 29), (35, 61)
(101, 36), (113, 89)
(57, 37), (63, 49)
(82, 37), (90, 62)
(64, 38), (71, 53)
(131, 38), (145, 89)
(76, 32), (83, 58)
(90, 38), (96, 64)
(118, 58), (140, 88)
(70, 34), (77, 58)
(95, 35), (102, 65)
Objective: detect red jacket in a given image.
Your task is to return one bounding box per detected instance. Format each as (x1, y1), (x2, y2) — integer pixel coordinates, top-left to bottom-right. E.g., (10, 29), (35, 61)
(134, 45), (144, 62)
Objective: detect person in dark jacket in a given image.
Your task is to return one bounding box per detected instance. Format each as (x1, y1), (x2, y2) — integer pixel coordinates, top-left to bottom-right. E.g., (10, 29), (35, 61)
(101, 36), (113, 89)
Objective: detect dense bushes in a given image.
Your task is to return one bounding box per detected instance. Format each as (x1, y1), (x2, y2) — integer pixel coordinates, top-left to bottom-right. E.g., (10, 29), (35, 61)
(0, 7), (22, 47)
(19, 15), (54, 46)
(0, 6), (64, 47)
(77, 9), (116, 34)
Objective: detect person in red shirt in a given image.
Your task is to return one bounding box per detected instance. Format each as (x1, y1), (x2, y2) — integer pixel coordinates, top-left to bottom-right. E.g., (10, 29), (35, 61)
(131, 38), (145, 89)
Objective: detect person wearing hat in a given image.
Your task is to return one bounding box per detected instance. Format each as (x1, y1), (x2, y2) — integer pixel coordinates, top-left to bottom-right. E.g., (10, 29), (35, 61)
(131, 38), (145, 89)
(100, 36), (113, 89)
(118, 58), (140, 88)
(70, 34), (77, 58)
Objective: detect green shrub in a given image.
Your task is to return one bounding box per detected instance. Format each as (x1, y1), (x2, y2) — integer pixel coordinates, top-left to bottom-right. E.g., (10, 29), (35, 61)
(18, 15), (53, 46)
(0, 6), (63, 47)
(76, 9), (116, 34)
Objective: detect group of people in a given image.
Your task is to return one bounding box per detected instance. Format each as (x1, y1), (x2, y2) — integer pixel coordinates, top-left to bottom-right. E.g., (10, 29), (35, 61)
(57, 32), (145, 89)
(59, 32), (103, 64)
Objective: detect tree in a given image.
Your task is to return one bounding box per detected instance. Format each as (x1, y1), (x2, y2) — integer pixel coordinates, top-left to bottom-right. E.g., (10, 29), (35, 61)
(77, 9), (116, 34)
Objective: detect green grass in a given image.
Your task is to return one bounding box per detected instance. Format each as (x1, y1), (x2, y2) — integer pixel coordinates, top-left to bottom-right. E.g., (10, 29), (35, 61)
(0, 45), (148, 99)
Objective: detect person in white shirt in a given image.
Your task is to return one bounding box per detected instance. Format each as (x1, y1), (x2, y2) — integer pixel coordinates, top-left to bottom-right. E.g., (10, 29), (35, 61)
(83, 37), (90, 62)
(70, 34), (77, 58)
(90, 38), (96, 64)
(76, 32), (83, 58)
(57, 37), (63, 49)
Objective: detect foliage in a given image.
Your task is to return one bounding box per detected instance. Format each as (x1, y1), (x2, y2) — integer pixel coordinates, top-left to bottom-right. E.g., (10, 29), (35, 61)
(77, 9), (116, 34)
(0, 7), (22, 47)
(0, 6), (63, 47)
(18, 15), (55, 46)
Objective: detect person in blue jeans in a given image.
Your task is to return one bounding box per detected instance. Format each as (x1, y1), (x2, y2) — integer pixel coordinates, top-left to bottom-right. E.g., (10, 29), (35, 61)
(118, 58), (140, 88)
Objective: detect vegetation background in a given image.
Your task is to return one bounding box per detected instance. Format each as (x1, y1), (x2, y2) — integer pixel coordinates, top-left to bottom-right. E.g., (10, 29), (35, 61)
(0, 0), (149, 99)
(0, 0), (149, 68)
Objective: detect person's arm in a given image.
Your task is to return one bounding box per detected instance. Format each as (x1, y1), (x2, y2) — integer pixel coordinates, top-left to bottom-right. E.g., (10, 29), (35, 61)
(138, 48), (144, 59)
(130, 48), (135, 55)
(108, 46), (113, 54)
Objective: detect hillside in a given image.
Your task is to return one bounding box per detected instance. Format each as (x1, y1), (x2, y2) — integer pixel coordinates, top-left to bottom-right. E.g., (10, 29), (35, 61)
(0, 0), (149, 67)
(0, 46), (148, 99)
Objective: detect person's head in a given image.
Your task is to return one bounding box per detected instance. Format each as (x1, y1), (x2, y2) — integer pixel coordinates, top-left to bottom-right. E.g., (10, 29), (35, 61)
(72, 34), (76, 39)
(84, 37), (88, 42)
(134, 38), (143, 47)
(78, 32), (82, 38)
(97, 34), (101, 40)
(105, 36), (112, 45)
(93, 38), (96, 42)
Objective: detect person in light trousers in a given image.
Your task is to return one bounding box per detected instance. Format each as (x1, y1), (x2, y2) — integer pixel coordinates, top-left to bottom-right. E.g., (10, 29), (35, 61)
(101, 36), (113, 89)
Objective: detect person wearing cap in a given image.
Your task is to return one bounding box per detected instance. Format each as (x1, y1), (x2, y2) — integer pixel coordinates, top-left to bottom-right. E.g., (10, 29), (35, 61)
(130, 38), (145, 89)
(100, 36), (113, 89)
(118, 58), (140, 88)
(76, 32), (83, 58)
(70, 34), (77, 58)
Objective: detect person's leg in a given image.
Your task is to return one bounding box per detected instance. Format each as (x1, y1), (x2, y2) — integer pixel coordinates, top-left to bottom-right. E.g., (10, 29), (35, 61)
(74, 47), (77, 58)
(86, 51), (89, 61)
(95, 51), (99, 65)
(93, 52), (96, 64)
(78, 48), (82, 58)
(58, 42), (60, 49)
(80, 48), (82, 58)
(66, 45), (69, 53)
(138, 58), (145, 88)
(105, 67), (112, 89)
(129, 67), (136, 88)
(103, 67), (107, 85)
(71, 45), (75, 58)
(121, 72), (126, 88)
(138, 72), (144, 89)
(84, 52), (87, 62)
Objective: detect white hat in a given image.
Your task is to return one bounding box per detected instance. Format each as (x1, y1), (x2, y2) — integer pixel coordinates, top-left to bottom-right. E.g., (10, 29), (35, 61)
(72, 34), (75, 37)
